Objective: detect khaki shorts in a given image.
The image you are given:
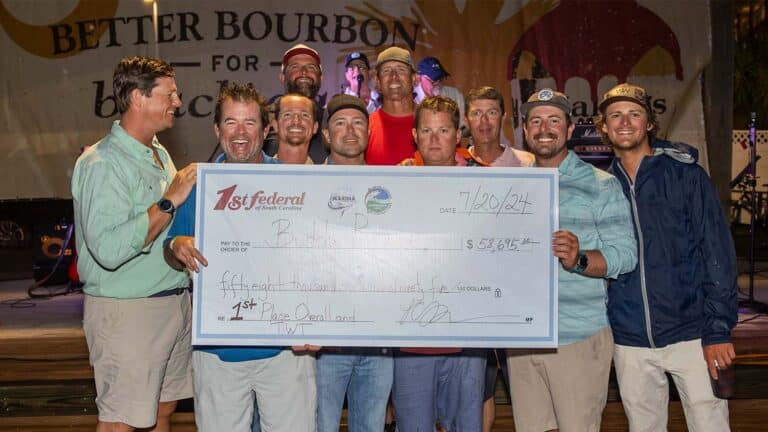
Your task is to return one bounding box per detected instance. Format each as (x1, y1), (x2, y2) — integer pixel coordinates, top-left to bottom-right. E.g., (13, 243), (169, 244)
(506, 327), (613, 432)
(614, 339), (730, 432)
(83, 291), (193, 428)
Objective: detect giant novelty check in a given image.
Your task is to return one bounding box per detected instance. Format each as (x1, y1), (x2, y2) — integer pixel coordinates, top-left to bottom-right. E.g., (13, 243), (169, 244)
(192, 164), (559, 348)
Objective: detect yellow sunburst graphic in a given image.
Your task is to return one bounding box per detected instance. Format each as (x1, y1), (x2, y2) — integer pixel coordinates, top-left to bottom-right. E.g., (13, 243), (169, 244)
(0, 0), (119, 59)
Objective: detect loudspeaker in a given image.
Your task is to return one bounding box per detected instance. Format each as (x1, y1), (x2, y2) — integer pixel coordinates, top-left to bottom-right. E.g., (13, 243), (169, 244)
(32, 221), (74, 286)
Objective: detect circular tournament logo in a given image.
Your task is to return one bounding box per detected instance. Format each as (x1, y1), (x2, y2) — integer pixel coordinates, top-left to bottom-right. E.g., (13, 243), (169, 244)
(364, 186), (392, 214)
(537, 89), (554, 101)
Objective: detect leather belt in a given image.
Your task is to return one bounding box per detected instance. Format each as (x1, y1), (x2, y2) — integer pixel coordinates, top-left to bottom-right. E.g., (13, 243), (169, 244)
(148, 287), (188, 298)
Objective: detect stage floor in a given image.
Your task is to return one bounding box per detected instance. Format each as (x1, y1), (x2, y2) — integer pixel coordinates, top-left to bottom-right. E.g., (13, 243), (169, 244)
(1, 275), (768, 430)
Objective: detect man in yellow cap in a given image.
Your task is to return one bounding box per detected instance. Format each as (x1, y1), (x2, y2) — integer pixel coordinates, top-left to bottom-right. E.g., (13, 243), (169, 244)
(365, 47), (418, 165)
(599, 83), (737, 431)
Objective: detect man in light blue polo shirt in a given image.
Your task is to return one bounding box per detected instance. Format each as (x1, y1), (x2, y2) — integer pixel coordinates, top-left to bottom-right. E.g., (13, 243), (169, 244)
(72, 56), (198, 431)
(165, 82), (316, 432)
(506, 89), (637, 432)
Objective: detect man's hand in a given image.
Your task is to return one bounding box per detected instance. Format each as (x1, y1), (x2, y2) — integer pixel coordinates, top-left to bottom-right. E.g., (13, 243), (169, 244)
(553, 230), (580, 270)
(703, 342), (736, 380)
(165, 163), (198, 207)
(171, 235), (208, 273)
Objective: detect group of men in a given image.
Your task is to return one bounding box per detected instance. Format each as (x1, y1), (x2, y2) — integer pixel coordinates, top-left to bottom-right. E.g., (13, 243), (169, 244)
(72, 42), (737, 432)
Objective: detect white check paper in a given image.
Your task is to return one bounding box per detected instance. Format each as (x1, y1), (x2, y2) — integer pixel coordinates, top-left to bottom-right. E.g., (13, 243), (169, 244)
(193, 164), (558, 348)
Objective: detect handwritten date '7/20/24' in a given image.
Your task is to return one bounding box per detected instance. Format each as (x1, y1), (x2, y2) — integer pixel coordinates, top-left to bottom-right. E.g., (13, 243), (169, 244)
(454, 186), (534, 216)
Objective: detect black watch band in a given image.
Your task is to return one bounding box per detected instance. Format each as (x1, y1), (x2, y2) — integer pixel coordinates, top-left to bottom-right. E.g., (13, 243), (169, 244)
(571, 252), (588, 274)
(157, 198), (176, 215)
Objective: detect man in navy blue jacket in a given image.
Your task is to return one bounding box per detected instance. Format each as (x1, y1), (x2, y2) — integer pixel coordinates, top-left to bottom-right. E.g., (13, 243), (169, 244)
(599, 83), (737, 431)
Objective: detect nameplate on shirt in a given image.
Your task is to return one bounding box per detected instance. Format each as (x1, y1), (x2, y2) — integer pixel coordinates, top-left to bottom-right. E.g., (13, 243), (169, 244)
(192, 164), (559, 348)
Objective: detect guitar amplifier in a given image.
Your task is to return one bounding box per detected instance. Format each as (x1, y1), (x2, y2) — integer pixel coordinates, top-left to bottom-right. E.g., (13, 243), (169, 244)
(32, 221), (74, 286)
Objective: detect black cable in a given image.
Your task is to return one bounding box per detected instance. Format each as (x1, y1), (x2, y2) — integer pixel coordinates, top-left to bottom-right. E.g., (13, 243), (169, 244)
(738, 313), (766, 324)
(0, 297), (38, 308)
(206, 142), (221, 163)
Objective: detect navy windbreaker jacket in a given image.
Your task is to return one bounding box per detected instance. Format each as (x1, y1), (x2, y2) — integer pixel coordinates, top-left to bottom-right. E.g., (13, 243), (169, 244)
(607, 140), (738, 348)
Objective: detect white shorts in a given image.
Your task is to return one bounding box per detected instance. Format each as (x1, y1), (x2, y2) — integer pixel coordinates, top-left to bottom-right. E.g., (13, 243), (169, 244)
(193, 349), (317, 432)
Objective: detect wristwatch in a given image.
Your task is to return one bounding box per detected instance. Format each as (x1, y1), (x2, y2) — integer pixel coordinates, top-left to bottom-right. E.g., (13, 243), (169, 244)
(157, 198), (176, 215)
(571, 252), (588, 274)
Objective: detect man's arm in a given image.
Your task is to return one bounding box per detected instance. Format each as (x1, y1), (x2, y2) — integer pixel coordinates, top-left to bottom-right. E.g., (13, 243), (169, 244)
(552, 231), (609, 277)
(166, 236), (208, 273)
(75, 159), (197, 270)
(553, 177), (637, 278)
(74, 160), (150, 270)
(164, 236), (186, 272)
(162, 183), (209, 273)
(592, 176), (638, 278)
(691, 168), (738, 377)
(144, 163), (197, 247)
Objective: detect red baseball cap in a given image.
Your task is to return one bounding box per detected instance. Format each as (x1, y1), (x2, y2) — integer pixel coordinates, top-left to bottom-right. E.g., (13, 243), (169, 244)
(282, 44), (321, 69)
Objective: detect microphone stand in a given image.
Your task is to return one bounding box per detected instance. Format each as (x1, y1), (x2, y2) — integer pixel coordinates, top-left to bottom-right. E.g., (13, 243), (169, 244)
(357, 75), (364, 99)
(739, 112), (768, 313)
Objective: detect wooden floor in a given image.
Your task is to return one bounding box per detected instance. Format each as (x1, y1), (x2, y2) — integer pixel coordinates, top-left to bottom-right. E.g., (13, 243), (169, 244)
(3, 401), (768, 431)
(2, 277), (768, 431)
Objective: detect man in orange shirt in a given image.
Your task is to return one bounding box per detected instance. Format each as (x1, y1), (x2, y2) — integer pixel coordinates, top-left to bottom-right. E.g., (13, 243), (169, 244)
(393, 96), (486, 432)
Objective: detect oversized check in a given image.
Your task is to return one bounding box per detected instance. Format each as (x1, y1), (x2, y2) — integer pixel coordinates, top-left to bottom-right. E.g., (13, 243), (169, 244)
(193, 164), (559, 348)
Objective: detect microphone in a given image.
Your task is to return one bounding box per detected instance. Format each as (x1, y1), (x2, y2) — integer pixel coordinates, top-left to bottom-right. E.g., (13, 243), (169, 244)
(356, 74), (364, 98)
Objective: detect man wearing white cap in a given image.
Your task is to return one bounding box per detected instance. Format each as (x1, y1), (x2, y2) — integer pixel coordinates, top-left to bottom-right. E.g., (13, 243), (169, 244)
(280, 43), (322, 99)
(507, 88), (637, 432)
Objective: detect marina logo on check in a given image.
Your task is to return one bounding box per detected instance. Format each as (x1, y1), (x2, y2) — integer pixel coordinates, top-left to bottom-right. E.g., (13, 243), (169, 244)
(328, 190), (356, 211)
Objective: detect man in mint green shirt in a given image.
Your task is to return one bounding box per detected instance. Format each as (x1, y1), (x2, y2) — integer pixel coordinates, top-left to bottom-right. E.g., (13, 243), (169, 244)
(71, 56), (197, 431)
(506, 89), (637, 432)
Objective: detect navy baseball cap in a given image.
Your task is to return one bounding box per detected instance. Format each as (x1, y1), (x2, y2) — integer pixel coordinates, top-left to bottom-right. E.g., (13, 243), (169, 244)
(417, 56), (450, 81)
(345, 51), (370, 69)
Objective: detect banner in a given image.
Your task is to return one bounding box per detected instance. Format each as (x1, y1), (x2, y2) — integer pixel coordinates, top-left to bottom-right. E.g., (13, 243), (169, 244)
(0, 0), (712, 199)
(193, 164), (559, 348)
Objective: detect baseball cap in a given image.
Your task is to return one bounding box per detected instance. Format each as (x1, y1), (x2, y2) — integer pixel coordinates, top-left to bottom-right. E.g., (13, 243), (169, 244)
(282, 44), (321, 69)
(598, 83), (651, 114)
(376, 47), (414, 70)
(520, 88), (571, 119)
(345, 51), (370, 69)
(326, 94), (369, 124)
(417, 56), (450, 82)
